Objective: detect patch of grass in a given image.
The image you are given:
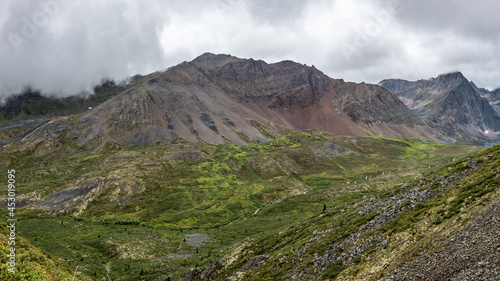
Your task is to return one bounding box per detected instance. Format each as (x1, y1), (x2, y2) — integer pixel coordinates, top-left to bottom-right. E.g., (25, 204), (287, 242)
(323, 260), (346, 278)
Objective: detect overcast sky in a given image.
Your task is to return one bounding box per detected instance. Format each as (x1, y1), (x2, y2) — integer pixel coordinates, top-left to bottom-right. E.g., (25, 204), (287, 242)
(1, 0), (500, 98)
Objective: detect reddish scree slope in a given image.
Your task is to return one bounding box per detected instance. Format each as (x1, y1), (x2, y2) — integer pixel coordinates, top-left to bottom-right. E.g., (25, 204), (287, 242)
(69, 53), (442, 146)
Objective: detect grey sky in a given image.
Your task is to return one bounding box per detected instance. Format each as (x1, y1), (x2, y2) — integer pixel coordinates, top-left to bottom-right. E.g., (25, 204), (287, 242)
(1, 0), (499, 98)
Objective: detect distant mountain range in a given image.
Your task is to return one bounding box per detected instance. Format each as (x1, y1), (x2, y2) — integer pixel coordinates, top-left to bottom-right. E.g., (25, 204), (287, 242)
(380, 72), (500, 141)
(1, 54), (499, 146)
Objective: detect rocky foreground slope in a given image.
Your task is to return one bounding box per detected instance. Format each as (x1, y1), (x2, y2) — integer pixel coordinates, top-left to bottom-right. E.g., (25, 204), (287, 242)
(385, 194), (500, 281)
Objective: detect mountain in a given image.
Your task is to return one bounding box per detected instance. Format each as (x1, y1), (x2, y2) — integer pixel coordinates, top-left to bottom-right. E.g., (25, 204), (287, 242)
(191, 53), (429, 138)
(478, 87), (500, 116)
(379, 72), (500, 141)
(2, 53), (442, 151)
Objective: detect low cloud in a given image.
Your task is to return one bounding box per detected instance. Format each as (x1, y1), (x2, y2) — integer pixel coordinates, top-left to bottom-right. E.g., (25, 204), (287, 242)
(0, 0), (169, 97)
(1, 0), (499, 99)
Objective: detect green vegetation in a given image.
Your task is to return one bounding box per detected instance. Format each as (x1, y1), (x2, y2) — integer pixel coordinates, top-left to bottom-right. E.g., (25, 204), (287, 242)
(0, 222), (92, 280)
(211, 145), (499, 281)
(1, 128), (493, 280)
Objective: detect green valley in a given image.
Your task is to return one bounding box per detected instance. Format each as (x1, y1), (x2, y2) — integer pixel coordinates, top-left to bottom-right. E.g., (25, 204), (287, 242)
(1, 126), (491, 280)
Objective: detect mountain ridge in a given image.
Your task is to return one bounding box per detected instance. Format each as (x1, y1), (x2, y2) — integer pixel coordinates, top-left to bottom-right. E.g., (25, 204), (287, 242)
(1, 53), (444, 151)
(380, 71), (500, 141)
(79, 53), (442, 144)
(5, 54), (499, 147)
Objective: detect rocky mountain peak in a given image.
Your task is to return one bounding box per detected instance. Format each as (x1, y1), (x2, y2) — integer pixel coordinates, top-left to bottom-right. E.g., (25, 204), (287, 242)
(380, 72), (500, 141)
(377, 78), (415, 94)
(191, 52), (238, 71)
(192, 52), (233, 62)
(435, 71), (466, 80)
(432, 71), (470, 90)
(2, 54), (443, 149)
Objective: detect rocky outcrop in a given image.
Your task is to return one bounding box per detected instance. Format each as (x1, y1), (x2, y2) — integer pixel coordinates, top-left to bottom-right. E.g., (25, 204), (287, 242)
(182, 268), (201, 281)
(182, 259), (223, 281)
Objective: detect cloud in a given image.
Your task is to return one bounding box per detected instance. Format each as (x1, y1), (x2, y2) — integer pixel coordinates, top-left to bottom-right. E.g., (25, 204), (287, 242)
(1, 0), (500, 99)
(0, 0), (169, 96)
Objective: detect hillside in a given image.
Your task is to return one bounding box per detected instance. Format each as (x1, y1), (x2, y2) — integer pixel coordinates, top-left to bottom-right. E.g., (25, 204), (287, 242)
(380, 72), (500, 141)
(0, 222), (93, 280)
(203, 143), (500, 280)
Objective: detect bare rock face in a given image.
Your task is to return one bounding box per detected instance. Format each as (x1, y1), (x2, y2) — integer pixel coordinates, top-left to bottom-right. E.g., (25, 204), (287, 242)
(189, 53), (439, 142)
(479, 87), (500, 116)
(194, 54), (330, 109)
(200, 259), (223, 280)
(380, 72), (500, 141)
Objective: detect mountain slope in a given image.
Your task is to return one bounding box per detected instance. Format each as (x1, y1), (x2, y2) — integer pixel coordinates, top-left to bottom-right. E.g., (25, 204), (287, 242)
(479, 87), (500, 116)
(3, 53), (442, 150)
(380, 72), (500, 141)
(0, 222), (93, 280)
